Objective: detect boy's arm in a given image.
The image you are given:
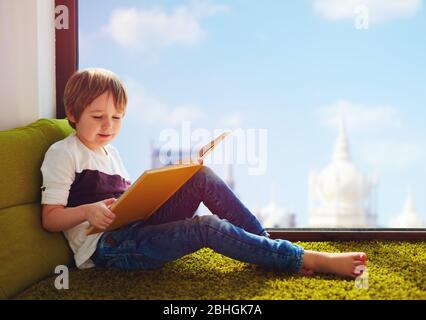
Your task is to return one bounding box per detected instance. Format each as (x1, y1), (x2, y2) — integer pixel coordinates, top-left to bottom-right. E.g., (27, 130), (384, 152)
(42, 198), (117, 233)
(42, 204), (88, 232)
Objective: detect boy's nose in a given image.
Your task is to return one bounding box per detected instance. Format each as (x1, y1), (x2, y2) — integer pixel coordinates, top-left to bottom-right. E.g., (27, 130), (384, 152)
(102, 119), (113, 130)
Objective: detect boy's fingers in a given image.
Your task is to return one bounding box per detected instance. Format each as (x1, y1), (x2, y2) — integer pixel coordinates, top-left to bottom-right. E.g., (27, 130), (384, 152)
(102, 198), (116, 206)
(104, 211), (116, 219)
(104, 217), (114, 224)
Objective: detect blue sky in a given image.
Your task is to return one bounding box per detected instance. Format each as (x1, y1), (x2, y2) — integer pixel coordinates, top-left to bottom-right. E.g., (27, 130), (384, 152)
(78, 0), (426, 227)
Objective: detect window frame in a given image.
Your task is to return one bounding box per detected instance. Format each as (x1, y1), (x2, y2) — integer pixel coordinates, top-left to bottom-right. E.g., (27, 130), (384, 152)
(55, 0), (78, 119)
(268, 228), (426, 241)
(55, 0), (426, 241)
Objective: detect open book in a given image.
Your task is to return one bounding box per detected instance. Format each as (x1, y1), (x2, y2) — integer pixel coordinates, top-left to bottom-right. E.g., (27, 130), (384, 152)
(86, 131), (230, 235)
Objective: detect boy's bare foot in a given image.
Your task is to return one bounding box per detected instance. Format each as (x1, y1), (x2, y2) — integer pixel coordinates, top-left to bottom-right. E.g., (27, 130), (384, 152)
(300, 250), (367, 278)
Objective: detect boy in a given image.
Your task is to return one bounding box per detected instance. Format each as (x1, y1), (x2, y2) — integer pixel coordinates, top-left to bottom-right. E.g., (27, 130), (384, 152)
(41, 68), (367, 277)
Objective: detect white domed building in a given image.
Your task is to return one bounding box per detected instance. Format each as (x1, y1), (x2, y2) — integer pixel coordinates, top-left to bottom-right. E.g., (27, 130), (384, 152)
(390, 191), (424, 228)
(255, 187), (296, 228)
(308, 120), (378, 227)
(256, 201), (296, 228)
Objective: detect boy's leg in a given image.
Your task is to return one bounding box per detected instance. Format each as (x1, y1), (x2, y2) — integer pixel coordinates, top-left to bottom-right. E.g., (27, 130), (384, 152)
(144, 166), (268, 236)
(93, 214), (302, 272)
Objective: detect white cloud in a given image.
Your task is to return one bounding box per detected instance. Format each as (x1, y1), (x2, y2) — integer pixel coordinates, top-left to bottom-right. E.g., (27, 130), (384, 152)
(312, 0), (422, 24)
(220, 112), (243, 128)
(103, 1), (229, 52)
(359, 139), (426, 170)
(319, 100), (426, 170)
(320, 100), (402, 133)
(125, 80), (203, 127)
(168, 106), (204, 126)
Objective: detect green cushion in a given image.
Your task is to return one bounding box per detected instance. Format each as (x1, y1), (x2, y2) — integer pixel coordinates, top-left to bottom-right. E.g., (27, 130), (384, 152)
(0, 119), (75, 299)
(0, 119), (74, 209)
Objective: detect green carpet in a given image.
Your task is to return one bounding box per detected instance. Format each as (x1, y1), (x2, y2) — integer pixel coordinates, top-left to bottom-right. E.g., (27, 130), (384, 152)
(14, 241), (425, 300)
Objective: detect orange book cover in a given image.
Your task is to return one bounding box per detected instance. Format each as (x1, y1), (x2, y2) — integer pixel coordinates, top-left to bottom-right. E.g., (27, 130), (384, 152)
(86, 132), (229, 235)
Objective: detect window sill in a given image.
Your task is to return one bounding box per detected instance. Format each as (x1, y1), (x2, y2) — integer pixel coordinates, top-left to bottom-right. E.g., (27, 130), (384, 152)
(267, 228), (426, 241)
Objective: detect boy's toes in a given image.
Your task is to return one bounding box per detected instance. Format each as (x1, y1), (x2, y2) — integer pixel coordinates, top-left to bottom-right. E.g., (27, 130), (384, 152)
(353, 264), (366, 276)
(354, 260), (364, 266)
(352, 252), (367, 263)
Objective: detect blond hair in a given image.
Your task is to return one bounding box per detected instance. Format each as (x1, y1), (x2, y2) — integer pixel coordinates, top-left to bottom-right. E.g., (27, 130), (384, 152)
(63, 68), (128, 128)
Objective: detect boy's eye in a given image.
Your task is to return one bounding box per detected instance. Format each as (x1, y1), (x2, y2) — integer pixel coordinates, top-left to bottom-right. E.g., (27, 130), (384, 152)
(92, 115), (122, 120)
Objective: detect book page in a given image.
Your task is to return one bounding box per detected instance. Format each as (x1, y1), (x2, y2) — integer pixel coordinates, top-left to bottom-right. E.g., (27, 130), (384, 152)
(198, 131), (230, 162)
(170, 131), (230, 165)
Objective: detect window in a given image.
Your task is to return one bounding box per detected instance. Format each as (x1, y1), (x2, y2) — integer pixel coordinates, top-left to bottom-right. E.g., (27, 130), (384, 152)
(56, 0), (426, 240)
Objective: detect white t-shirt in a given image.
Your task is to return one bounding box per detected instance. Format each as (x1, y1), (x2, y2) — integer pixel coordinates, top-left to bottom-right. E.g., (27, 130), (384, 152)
(41, 133), (131, 269)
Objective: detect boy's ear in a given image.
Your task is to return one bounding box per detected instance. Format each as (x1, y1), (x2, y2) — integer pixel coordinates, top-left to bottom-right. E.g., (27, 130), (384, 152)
(65, 108), (77, 124)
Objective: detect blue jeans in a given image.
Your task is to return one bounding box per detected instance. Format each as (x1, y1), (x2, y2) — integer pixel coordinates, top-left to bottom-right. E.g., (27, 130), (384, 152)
(92, 166), (304, 273)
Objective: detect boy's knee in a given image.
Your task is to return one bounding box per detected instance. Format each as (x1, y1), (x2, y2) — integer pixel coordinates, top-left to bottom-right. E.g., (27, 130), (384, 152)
(197, 166), (215, 178)
(189, 166), (216, 187)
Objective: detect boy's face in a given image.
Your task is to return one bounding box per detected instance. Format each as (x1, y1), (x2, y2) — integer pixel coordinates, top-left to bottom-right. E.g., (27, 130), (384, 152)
(67, 91), (124, 154)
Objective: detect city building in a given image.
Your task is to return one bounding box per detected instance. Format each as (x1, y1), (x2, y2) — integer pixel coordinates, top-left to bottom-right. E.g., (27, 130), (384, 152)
(308, 118), (378, 227)
(390, 190), (424, 228)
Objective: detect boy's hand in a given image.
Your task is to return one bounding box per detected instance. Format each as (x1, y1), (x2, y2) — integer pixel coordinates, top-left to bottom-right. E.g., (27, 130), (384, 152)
(85, 198), (117, 231)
